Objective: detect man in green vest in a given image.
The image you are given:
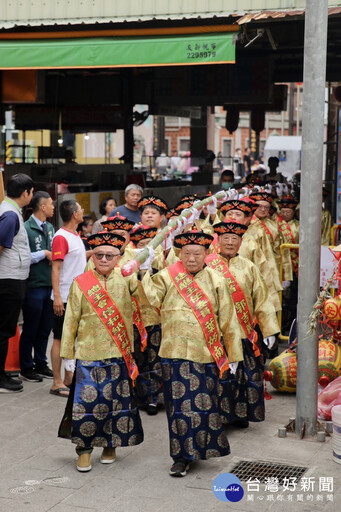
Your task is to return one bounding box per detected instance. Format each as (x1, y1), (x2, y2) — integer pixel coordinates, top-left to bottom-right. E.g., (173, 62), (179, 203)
(20, 191), (55, 382)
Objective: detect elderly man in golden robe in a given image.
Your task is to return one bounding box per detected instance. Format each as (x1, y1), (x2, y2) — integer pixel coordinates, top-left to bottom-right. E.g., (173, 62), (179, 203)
(58, 232), (143, 473)
(277, 196), (300, 334)
(219, 198), (282, 315)
(206, 221), (279, 428)
(141, 231), (242, 477)
(249, 191), (282, 270)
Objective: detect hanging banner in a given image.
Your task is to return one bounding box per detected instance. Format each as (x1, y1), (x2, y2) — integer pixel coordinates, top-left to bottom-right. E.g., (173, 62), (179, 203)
(0, 32), (237, 69)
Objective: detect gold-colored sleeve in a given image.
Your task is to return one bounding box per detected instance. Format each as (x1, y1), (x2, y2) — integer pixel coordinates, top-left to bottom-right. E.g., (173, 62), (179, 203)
(321, 209), (332, 246)
(141, 269), (168, 310)
(60, 281), (82, 359)
(165, 246), (180, 267)
(85, 255), (95, 272)
(251, 264), (280, 337)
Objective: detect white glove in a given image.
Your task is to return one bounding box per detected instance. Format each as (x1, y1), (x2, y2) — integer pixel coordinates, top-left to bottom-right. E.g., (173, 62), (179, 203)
(206, 196), (217, 216)
(63, 358), (75, 373)
(193, 199), (204, 215)
(282, 280), (291, 290)
(138, 246), (155, 270)
(237, 187), (250, 199)
(228, 189), (238, 200)
(229, 362), (239, 375)
(264, 183), (272, 194)
(168, 218), (184, 238)
(263, 336), (276, 349)
(182, 207), (200, 228)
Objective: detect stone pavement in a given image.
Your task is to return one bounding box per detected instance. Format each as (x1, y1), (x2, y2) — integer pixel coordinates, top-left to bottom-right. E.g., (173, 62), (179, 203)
(0, 370), (340, 512)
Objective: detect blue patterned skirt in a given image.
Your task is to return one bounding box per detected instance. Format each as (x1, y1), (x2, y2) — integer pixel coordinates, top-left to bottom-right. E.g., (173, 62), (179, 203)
(220, 339), (265, 423)
(161, 358), (230, 461)
(59, 358), (144, 449)
(133, 324), (163, 407)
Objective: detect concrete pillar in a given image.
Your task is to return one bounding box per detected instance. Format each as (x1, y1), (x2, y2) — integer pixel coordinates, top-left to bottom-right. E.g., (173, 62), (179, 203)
(296, 0), (329, 437)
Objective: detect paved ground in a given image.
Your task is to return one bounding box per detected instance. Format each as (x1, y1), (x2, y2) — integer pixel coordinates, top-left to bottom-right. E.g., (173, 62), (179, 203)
(1, 346), (340, 512)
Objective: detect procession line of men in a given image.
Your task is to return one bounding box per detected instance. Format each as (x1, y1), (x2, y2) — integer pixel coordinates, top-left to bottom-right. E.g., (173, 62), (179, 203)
(0, 176), (312, 477)
(54, 190), (291, 477)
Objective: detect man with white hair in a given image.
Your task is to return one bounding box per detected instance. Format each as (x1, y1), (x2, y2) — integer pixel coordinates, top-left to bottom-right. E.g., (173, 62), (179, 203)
(109, 184), (143, 224)
(58, 232), (143, 472)
(140, 232), (242, 477)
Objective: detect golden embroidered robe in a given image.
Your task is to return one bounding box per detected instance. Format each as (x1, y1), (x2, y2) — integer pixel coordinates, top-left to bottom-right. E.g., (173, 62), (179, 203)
(238, 230), (282, 313)
(140, 265), (243, 364)
(277, 218), (299, 281)
(206, 254), (279, 338)
(60, 268), (137, 361)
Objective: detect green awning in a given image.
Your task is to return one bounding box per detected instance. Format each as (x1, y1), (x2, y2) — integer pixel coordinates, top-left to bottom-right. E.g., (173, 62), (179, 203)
(0, 32), (236, 69)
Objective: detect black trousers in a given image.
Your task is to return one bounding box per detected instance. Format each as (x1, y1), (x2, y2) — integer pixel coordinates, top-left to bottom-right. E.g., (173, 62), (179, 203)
(0, 279), (26, 378)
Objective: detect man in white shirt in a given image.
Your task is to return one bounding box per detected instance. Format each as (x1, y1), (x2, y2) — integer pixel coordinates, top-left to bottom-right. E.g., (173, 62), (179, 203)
(50, 200), (87, 397)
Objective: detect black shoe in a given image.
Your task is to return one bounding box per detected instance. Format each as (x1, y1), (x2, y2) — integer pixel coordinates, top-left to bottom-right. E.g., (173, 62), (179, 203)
(5, 374), (22, 386)
(146, 403), (158, 416)
(169, 458), (190, 477)
(20, 369), (43, 382)
(234, 420), (249, 428)
(35, 364), (53, 379)
(0, 375), (24, 393)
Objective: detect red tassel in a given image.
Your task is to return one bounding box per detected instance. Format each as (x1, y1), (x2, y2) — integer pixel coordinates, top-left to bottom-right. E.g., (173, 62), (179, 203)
(264, 380), (273, 400)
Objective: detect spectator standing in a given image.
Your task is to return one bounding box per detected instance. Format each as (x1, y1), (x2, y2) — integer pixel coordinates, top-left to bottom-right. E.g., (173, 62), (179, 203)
(78, 216), (94, 250)
(265, 156), (287, 184)
(179, 152), (189, 174)
(216, 151), (224, 172)
(170, 150), (181, 174)
(92, 197), (117, 234)
(233, 148), (243, 178)
(155, 152), (170, 175)
(243, 147), (252, 176)
(50, 200), (87, 397)
(0, 173), (34, 393)
(220, 170), (235, 190)
(19, 191), (55, 382)
(109, 184), (143, 224)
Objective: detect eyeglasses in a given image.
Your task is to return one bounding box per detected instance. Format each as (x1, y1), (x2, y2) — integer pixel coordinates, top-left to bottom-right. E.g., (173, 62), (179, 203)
(93, 253), (118, 261)
(257, 205), (270, 210)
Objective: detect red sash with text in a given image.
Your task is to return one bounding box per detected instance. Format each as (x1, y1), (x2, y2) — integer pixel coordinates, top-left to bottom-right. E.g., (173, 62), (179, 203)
(277, 216), (299, 277)
(206, 253), (260, 357)
(132, 297), (148, 352)
(75, 270), (138, 382)
(168, 261), (229, 377)
(252, 217), (274, 244)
